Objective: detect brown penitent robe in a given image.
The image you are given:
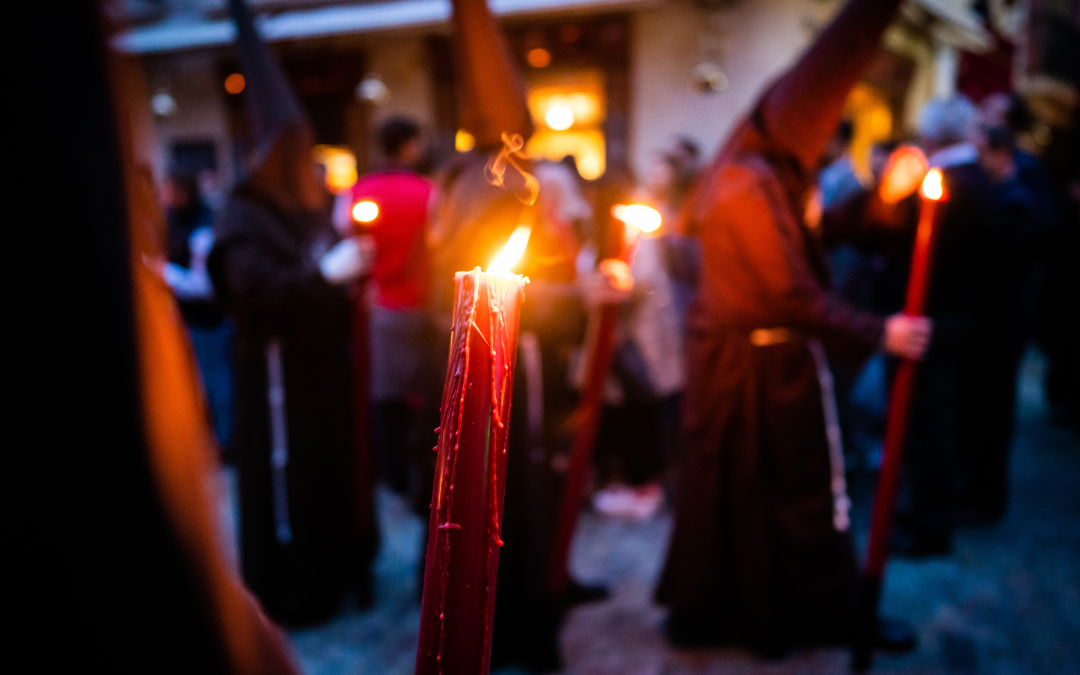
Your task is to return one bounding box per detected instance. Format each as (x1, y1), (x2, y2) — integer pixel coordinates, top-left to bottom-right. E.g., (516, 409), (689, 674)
(656, 0), (904, 653)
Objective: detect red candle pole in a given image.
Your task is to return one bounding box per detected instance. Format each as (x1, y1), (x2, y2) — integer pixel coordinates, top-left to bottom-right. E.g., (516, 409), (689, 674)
(415, 263), (526, 675)
(547, 205), (659, 594)
(853, 169), (948, 671)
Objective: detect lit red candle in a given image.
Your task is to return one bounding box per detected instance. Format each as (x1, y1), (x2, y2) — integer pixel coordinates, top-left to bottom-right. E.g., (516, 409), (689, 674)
(547, 204), (660, 594)
(415, 232), (529, 675)
(854, 168), (948, 670)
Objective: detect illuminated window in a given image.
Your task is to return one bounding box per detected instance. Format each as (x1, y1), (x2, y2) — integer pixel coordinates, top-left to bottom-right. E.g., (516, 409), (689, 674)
(312, 145), (358, 192)
(526, 70), (606, 179)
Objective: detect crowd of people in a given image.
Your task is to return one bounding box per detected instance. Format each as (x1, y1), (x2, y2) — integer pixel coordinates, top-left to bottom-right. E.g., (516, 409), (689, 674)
(150, 0), (1078, 671)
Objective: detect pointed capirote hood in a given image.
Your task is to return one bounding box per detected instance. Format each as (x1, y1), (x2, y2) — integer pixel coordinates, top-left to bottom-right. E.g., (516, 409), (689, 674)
(227, 0), (308, 170)
(758, 0), (904, 171)
(451, 0), (533, 150)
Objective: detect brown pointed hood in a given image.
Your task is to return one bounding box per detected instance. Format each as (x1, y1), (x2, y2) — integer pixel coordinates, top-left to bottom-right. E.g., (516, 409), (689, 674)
(758, 0), (904, 171)
(451, 0), (533, 150)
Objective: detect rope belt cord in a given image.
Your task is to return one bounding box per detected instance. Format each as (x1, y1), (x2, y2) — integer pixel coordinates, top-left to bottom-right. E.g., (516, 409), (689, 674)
(748, 328), (852, 533)
(266, 338), (294, 544)
(806, 338), (852, 532)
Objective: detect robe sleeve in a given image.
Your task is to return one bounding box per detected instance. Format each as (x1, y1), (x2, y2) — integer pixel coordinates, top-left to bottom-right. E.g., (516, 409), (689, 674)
(700, 161), (884, 365)
(214, 236), (339, 330)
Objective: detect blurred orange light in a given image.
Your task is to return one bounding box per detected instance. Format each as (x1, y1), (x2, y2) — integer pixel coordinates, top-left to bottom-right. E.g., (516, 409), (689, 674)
(352, 201), (379, 223)
(224, 73), (245, 94)
(599, 258), (633, 291)
(921, 169), (944, 201)
(878, 145), (928, 204)
(488, 225), (532, 274)
(527, 48), (551, 68)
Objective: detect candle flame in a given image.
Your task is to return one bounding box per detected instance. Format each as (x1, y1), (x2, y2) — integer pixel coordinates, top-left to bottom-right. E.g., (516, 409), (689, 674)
(921, 169), (944, 201)
(352, 200), (379, 223)
(487, 225), (532, 274)
(612, 204), (662, 233)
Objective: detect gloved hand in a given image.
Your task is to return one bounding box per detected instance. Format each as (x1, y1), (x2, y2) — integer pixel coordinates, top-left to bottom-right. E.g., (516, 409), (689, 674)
(319, 235), (375, 285)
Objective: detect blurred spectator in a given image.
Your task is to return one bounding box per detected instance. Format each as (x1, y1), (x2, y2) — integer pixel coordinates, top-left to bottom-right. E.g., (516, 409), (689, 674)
(162, 172), (234, 453)
(818, 119), (862, 207)
(954, 94), (1059, 522)
(888, 95), (997, 556)
(335, 116), (435, 496)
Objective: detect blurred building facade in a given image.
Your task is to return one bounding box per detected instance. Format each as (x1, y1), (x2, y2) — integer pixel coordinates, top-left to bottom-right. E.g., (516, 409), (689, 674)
(113, 0), (1075, 197)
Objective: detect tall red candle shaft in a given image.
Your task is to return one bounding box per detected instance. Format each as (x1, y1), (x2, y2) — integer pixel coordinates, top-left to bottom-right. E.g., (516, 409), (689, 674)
(547, 217), (638, 594)
(416, 268), (525, 675)
(864, 179), (947, 578)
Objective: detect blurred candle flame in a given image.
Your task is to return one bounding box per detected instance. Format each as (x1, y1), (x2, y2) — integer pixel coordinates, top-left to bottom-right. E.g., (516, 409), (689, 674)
(485, 132), (540, 205)
(487, 225), (532, 274)
(598, 258), (633, 291)
(878, 145), (928, 204)
(611, 204), (662, 233)
(352, 200), (379, 223)
(921, 169), (944, 201)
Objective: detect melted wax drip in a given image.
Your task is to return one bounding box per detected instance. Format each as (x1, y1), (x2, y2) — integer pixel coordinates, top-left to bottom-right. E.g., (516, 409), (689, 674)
(431, 271), (479, 674)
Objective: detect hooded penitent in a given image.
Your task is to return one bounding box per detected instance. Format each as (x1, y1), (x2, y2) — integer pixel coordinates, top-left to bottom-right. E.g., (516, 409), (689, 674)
(657, 0), (907, 652)
(227, 0), (323, 212)
(207, 0), (373, 628)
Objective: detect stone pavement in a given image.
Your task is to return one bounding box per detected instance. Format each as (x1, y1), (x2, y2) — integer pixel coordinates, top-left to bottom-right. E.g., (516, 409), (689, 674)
(231, 350), (1079, 674)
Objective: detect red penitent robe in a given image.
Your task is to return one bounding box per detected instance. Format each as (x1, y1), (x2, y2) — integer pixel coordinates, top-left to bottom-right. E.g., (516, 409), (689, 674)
(656, 0), (904, 651)
(655, 125), (884, 651)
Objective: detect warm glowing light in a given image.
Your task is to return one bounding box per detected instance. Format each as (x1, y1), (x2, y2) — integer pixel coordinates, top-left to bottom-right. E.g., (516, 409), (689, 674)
(527, 48), (552, 68)
(545, 105), (574, 131)
(352, 201), (379, 223)
(921, 169), (944, 201)
(455, 129), (476, 153)
(313, 145), (358, 192)
(599, 258), (633, 291)
(224, 73), (245, 94)
(612, 204), (662, 233)
(488, 225), (532, 274)
(878, 145), (929, 204)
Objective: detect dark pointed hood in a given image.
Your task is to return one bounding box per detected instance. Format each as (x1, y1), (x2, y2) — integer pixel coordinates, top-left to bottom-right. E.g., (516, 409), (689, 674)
(228, 0), (307, 168)
(758, 0), (904, 171)
(227, 0), (323, 211)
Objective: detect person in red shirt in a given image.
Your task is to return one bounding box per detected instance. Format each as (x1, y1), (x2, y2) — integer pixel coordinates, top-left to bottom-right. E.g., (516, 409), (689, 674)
(336, 117), (434, 495)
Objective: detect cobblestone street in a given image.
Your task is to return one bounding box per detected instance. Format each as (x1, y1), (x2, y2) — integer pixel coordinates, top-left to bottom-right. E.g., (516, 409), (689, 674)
(242, 350), (1079, 675)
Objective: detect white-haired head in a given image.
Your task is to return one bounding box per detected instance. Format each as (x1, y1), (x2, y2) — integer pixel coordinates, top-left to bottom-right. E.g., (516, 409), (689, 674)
(918, 95), (978, 149)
